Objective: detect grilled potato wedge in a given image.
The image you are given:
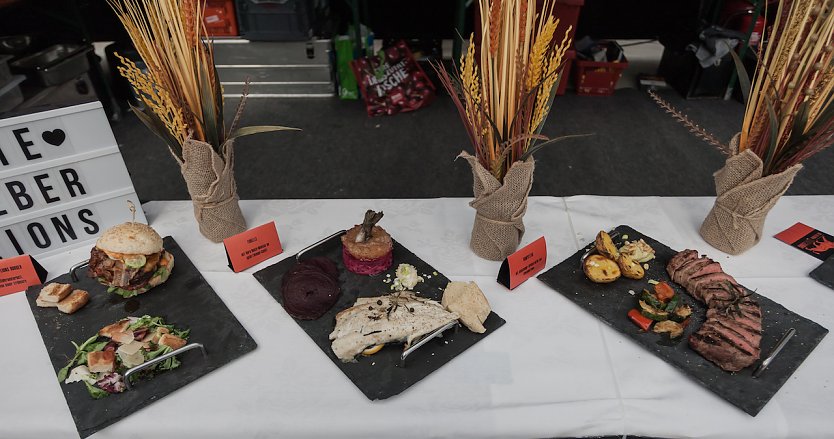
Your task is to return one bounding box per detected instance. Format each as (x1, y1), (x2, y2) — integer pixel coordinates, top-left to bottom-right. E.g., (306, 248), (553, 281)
(617, 254), (645, 280)
(594, 231), (620, 260)
(583, 254), (621, 283)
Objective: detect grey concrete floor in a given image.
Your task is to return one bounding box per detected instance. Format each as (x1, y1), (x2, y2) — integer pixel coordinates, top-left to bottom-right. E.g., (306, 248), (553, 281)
(113, 88), (834, 201)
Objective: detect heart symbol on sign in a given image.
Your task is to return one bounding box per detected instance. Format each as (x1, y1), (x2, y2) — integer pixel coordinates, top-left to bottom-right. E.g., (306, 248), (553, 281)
(42, 129), (66, 146)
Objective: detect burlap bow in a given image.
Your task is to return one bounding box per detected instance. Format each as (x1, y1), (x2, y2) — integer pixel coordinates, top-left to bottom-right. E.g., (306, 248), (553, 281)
(700, 134), (801, 255)
(459, 151), (535, 261)
(177, 138), (246, 242)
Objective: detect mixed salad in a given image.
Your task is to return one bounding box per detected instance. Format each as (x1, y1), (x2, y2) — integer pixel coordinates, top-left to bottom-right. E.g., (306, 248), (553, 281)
(57, 315), (190, 399)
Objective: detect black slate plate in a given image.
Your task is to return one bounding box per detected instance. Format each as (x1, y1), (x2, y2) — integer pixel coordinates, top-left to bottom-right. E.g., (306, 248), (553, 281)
(810, 256), (834, 290)
(253, 233), (505, 400)
(537, 225), (828, 416)
(25, 237), (257, 438)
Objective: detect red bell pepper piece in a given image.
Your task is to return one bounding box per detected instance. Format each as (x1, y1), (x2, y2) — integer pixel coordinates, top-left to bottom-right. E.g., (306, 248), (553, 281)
(628, 308), (653, 331)
(654, 282), (676, 303)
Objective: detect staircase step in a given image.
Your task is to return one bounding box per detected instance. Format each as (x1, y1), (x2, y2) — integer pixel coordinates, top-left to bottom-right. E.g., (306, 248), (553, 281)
(217, 65), (330, 83)
(212, 39), (331, 66)
(222, 81), (334, 98)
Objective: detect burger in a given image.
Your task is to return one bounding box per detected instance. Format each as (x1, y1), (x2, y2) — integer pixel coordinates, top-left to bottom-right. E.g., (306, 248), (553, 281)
(87, 222), (174, 298)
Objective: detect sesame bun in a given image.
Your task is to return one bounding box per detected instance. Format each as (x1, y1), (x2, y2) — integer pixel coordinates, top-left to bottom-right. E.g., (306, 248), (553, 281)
(96, 222), (163, 255)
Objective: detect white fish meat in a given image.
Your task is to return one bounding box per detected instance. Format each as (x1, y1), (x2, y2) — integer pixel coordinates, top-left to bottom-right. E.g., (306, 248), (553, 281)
(329, 291), (459, 362)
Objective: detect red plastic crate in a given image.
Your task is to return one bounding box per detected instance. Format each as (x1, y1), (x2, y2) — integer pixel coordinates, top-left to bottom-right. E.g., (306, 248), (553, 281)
(555, 49), (575, 96)
(573, 56), (628, 96)
(553, 0), (583, 46)
(204, 0), (239, 37)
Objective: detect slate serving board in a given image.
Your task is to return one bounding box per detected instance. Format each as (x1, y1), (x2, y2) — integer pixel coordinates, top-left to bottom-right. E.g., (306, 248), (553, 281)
(810, 256), (834, 291)
(537, 225), (828, 416)
(26, 237), (258, 438)
(253, 232), (505, 400)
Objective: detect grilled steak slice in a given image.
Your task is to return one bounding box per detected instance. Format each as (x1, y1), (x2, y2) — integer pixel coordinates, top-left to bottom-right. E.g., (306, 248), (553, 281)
(691, 272), (739, 301)
(689, 328), (759, 372)
(690, 299), (762, 372)
(667, 249), (699, 279)
(673, 258), (711, 287)
(685, 261), (724, 286)
(700, 285), (738, 308)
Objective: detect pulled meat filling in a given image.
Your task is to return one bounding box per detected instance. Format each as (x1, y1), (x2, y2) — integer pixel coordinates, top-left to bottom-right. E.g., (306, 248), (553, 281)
(88, 247), (162, 290)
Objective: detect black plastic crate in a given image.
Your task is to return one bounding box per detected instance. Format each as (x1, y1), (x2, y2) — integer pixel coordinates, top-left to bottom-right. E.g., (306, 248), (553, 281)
(235, 0), (311, 41)
(658, 47), (733, 99)
(10, 44), (93, 87)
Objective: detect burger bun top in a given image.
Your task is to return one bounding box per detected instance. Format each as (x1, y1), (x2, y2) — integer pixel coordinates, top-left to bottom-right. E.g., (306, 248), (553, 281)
(96, 222), (163, 255)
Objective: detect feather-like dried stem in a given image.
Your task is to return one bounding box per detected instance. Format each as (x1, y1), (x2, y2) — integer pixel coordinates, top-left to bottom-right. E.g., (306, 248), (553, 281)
(648, 90), (729, 154)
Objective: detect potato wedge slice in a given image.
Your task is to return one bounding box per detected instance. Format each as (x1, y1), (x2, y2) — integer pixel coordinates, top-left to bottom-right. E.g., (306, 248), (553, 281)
(618, 254), (645, 280)
(583, 254), (621, 283)
(594, 231), (620, 260)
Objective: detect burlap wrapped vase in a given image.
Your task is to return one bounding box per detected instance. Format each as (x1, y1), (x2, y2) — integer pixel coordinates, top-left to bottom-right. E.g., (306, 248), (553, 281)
(178, 138), (247, 242)
(700, 135), (801, 255)
(459, 152), (535, 261)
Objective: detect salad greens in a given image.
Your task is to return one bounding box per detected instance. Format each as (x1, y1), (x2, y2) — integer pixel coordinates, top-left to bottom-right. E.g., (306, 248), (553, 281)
(58, 315), (190, 398)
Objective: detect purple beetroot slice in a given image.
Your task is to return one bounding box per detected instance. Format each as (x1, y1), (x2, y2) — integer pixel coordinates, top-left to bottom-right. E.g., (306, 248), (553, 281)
(281, 271), (340, 320)
(299, 257), (339, 280)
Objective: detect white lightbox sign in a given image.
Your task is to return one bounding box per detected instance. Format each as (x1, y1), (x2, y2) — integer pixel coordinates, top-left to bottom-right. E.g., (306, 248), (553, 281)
(0, 101), (146, 258)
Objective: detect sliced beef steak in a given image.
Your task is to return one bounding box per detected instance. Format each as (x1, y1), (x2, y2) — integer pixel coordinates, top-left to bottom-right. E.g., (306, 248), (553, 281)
(673, 258), (712, 287)
(667, 249), (699, 279)
(667, 249), (762, 372)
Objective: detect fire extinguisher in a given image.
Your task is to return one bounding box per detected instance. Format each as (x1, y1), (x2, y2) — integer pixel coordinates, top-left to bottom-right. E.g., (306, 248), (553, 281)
(721, 0), (767, 48)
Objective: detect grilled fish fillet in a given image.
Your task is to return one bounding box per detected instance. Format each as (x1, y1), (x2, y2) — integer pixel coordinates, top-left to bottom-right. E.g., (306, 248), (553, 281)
(329, 291), (459, 362)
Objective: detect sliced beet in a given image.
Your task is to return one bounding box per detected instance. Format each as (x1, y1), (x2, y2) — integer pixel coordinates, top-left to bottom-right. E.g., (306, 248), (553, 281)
(281, 267), (340, 320)
(299, 257), (340, 280)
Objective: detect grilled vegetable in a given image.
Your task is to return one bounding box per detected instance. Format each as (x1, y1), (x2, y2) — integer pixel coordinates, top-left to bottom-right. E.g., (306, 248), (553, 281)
(583, 254), (621, 283)
(640, 289), (663, 309)
(669, 304), (693, 323)
(619, 239), (656, 263)
(617, 254), (645, 280)
(628, 309), (653, 331)
(653, 320), (684, 338)
(664, 293), (680, 313)
(654, 281), (676, 303)
(638, 300), (669, 321)
(594, 231), (620, 260)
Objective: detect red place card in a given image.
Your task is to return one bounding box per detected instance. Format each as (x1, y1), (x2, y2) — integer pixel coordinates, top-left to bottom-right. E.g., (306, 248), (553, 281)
(775, 222), (834, 261)
(498, 236), (547, 290)
(223, 221), (284, 272)
(0, 255), (47, 296)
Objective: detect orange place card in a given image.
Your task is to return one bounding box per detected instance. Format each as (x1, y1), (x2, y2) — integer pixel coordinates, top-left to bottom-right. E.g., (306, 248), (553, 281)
(498, 236), (547, 290)
(223, 221), (284, 273)
(775, 222), (834, 261)
(0, 254), (47, 297)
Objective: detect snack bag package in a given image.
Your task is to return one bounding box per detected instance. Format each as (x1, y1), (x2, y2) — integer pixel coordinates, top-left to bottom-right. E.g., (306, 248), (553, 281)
(350, 40), (435, 116)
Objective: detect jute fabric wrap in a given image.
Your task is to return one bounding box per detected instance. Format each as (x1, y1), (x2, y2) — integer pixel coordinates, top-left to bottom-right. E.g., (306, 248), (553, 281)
(459, 152), (535, 261)
(178, 139), (247, 242)
(700, 134), (801, 255)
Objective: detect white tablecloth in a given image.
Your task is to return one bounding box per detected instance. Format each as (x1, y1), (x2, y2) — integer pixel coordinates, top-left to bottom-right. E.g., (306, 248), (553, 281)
(1, 196), (832, 438)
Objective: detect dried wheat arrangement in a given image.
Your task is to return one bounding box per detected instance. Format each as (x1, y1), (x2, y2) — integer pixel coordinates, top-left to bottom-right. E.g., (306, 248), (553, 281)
(655, 0), (834, 176)
(435, 0), (578, 181)
(739, 0), (834, 175)
(109, 0), (295, 161)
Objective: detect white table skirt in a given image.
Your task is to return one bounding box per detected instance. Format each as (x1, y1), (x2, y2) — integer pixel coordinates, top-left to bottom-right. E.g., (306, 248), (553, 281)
(1, 196), (832, 438)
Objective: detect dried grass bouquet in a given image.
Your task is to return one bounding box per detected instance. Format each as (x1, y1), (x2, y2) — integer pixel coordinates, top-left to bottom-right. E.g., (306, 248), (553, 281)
(652, 0), (834, 254)
(434, 0), (582, 260)
(436, 0), (581, 181)
(108, 0), (297, 242)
